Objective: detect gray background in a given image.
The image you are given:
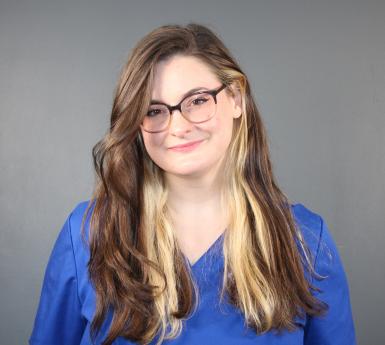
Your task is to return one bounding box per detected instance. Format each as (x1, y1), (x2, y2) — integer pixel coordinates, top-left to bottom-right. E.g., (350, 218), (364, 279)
(1, 0), (384, 344)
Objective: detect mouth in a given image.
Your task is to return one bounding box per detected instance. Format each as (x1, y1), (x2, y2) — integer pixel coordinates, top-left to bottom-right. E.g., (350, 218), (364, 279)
(168, 139), (205, 152)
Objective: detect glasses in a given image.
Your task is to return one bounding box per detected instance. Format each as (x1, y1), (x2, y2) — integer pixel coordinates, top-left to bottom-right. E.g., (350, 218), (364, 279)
(140, 83), (227, 133)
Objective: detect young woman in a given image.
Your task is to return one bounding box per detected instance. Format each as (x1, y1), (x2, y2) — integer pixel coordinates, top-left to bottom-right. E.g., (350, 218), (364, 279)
(29, 23), (357, 345)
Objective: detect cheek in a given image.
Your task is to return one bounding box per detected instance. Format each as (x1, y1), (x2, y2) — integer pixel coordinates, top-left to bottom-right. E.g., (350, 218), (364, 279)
(141, 132), (165, 161)
(143, 133), (163, 147)
(204, 109), (234, 146)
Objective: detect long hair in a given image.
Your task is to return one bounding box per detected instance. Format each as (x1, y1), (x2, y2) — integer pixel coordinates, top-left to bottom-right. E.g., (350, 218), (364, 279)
(80, 23), (328, 345)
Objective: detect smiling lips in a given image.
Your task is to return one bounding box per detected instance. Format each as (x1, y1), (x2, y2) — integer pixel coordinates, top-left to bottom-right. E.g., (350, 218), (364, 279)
(168, 139), (205, 152)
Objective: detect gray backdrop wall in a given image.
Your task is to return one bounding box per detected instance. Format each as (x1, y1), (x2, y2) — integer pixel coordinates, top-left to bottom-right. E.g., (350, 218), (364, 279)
(1, 0), (384, 344)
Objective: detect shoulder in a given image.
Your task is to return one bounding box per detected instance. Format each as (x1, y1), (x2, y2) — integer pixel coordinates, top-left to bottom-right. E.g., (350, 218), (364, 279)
(290, 202), (323, 254)
(68, 200), (94, 230)
(66, 199), (95, 243)
(290, 202), (322, 230)
(290, 202), (347, 288)
(289, 206), (357, 343)
(64, 200), (98, 317)
(63, 199), (94, 275)
(290, 202), (336, 274)
(64, 199), (96, 257)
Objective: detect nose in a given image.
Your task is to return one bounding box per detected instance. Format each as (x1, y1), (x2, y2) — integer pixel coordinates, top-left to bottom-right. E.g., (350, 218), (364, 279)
(168, 109), (193, 135)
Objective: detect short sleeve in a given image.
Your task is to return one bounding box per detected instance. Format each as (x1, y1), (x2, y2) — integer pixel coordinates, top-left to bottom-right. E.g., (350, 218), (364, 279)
(304, 217), (357, 345)
(29, 211), (87, 345)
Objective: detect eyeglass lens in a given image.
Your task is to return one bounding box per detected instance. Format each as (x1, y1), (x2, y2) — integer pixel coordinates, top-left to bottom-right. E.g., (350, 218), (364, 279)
(142, 92), (216, 132)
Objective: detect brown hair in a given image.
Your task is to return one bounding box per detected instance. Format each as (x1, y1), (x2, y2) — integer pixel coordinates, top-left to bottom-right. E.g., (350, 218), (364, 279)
(81, 22), (328, 345)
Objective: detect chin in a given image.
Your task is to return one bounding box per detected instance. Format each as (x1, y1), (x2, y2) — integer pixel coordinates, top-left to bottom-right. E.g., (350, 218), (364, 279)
(163, 163), (208, 178)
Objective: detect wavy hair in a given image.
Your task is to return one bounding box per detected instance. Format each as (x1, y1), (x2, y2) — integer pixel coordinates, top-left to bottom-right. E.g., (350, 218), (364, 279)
(80, 23), (328, 345)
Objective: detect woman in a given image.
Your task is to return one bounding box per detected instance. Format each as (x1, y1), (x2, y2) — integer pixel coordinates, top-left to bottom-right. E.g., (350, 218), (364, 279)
(29, 23), (357, 345)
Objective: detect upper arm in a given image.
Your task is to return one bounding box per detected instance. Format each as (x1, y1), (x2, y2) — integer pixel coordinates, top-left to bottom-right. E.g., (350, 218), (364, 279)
(304, 217), (357, 345)
(29, 212), (87, 345)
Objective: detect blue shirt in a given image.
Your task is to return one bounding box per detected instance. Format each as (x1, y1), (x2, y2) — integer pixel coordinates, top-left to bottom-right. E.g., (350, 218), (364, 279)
(29, 200), (357, 344)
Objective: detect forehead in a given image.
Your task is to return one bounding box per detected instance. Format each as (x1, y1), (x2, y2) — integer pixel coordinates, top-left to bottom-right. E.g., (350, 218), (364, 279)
(151, 55), (220, 103)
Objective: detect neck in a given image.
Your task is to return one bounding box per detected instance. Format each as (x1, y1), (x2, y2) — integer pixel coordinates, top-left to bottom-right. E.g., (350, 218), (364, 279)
(165, 166), (224, 215)
(164, 166), (229, 256)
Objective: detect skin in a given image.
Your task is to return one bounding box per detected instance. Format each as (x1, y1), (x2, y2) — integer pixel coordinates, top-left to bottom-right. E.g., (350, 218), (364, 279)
(140, 54), (242, 264)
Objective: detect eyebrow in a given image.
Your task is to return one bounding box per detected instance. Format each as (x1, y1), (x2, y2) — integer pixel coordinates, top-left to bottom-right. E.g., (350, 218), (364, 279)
(150, 86), (209, 105)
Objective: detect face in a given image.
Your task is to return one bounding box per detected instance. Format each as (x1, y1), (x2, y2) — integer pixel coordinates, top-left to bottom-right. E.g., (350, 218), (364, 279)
(140, 55), (242, 180)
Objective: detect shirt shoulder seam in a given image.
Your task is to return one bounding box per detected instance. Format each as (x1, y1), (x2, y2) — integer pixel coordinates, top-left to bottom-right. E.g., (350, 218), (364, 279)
(67, 210), (82, 308)
(312, 215), (324, 284)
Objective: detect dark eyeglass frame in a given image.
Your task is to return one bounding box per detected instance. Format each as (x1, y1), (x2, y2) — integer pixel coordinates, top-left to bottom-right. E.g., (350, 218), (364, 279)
(140, 83), (228, 133)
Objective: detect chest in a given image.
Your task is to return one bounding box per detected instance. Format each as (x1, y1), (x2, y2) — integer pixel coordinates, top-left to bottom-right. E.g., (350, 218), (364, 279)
(78, 247), (306, 345)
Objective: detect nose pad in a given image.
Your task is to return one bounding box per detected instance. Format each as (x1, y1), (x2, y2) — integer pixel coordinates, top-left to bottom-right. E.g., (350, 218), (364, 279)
(169, 109), (193, 133)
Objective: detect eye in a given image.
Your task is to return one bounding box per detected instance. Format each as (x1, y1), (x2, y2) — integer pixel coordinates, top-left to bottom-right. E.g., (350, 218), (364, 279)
(147, 107), (167, 117)
(147, 109), (159, 117)
(191, 97), (209, 106)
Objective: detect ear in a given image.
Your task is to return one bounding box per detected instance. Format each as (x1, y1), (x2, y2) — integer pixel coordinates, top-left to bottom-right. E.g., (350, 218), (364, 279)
(228, 83), (242, 119)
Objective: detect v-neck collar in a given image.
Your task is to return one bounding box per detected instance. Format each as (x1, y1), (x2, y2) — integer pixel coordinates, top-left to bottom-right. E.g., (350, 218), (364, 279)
(183, 230), (226, 291)
(186, 230), (226, 270)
